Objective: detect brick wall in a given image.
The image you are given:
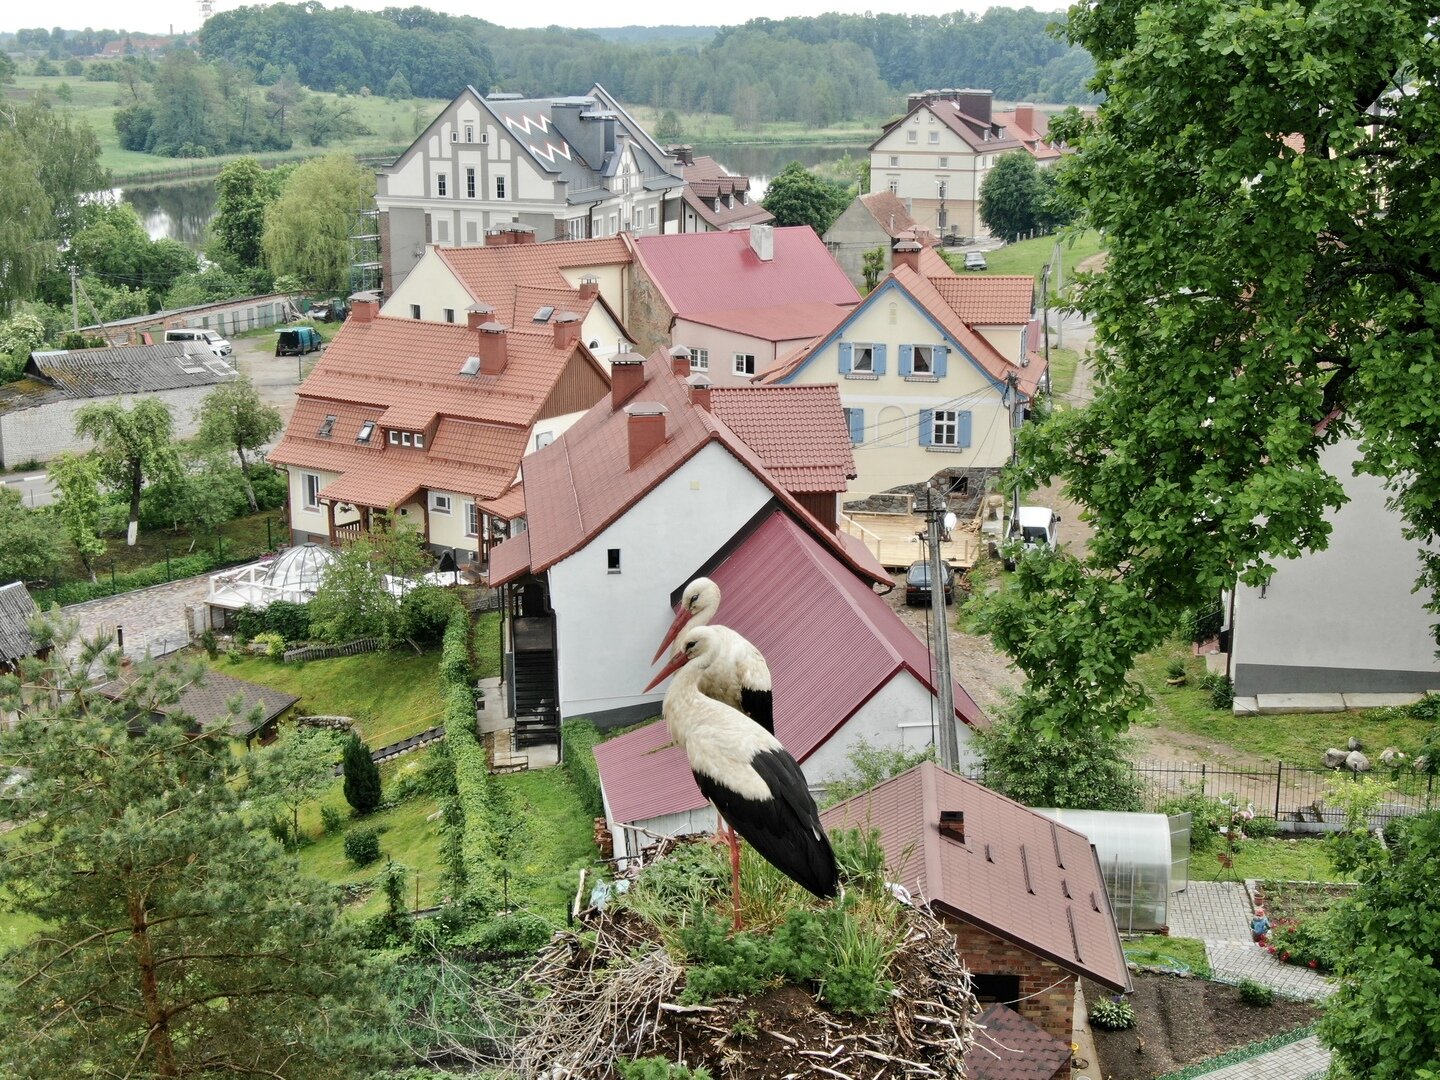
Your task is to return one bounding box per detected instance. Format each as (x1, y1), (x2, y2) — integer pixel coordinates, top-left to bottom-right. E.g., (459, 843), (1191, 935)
(623, 261), (675, 358)
(948, 916), (1075, 1073)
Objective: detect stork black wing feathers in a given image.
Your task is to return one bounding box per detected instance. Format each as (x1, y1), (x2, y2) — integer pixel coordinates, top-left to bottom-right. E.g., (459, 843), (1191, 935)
(739, 687), (774, 735)
(693, 749), (838, 899)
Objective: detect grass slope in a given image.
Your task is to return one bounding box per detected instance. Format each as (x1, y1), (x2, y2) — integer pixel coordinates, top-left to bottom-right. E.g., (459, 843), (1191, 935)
(207, 650), (445, 747)
(951, 229), (1105, 293)
(1187, 837), (1350, 884)
(499, 767), (603, 918)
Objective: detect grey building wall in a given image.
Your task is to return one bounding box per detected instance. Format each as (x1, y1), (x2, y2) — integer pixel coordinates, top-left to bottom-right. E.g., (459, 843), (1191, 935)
(0, 387), (215, 468)
(823, 201), (894, 293)
(1230, 439), (1440, 696)
(381, 208), (430, 296)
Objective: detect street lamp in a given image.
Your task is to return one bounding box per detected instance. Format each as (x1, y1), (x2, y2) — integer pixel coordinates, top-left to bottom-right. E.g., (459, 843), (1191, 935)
(935, 179), (948, 238)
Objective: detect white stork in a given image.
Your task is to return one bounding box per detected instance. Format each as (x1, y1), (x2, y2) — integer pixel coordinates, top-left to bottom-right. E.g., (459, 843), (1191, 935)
(645, 627), (838, 923)
(651, 577), (773, 734)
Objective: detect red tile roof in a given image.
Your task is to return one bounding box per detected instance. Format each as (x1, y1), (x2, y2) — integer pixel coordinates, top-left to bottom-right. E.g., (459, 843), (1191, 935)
(964, 1005), (1071, 1080)
(928, 275), (1035, 325)
(709, 384), (855, 494)
(593, 513), (986, 824)
(437, 237), (630, 300)
(269, 314), (607, 508)
(995, 108), (1066, 163)
(632, 227), (859, 319)
(681, 156), (775, 230)
(821, 762), (1132, 994)
(680, 301), (851, 343)
(487, 348), (890, 589)
(859, 191), (933, 242)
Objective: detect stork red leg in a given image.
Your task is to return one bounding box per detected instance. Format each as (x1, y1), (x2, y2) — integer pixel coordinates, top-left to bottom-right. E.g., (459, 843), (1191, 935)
(728, 822), (742, 931)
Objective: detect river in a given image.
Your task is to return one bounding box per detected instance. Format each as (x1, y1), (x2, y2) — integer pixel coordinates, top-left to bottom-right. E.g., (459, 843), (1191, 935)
(117, 142), (868, 249)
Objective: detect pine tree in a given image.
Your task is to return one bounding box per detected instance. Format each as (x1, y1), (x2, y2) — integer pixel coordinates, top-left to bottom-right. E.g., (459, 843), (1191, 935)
(343, 731), (383, 814)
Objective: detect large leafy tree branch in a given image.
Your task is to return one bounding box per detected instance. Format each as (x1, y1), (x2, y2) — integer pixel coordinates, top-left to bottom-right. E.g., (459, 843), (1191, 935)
(979, 0), (1440, 735)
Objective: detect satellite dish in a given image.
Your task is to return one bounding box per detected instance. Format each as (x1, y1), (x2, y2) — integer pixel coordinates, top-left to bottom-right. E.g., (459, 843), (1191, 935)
(943, 512), (957, 531)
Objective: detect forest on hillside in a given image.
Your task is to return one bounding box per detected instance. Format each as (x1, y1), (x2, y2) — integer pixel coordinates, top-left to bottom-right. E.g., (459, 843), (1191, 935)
(193, 3), (1096, 128)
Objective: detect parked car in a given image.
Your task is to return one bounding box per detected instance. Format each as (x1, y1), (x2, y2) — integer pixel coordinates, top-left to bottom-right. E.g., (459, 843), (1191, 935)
(275, 326), (323, 357)
(963, 251), (988, 271)
(1003, 505), (1062, 570)
(905, 560), (956, 606)
(164, 327), (232, 358)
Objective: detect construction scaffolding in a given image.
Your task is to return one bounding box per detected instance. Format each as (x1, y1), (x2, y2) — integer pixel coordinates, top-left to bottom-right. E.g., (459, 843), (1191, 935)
(348, 207), (383, 298)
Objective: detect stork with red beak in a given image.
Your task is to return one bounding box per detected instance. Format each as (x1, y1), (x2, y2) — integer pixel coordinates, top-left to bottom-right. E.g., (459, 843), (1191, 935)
(652, 577), (773, 733)
(645, 626), (838, 922)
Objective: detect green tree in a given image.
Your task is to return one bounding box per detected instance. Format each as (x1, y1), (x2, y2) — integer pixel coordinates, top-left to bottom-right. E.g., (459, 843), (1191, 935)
(308, 523), (431, 645)
(978, 0), (1440, 738)
(7, 96), (109, 242)
(0, 311), (46, 381)
(861, 246), (886, 292)
(0, 488), (60, 584)
(974, 712), (1143, 811)
(74, 398), (180, 547)
(147, 449), (246, 547)
(210, 158), (272, 271)
(46, 453), (107, 581)
(262, 153), (376, 292)
(1319, 811), (1440, 1077)
(195, 376), (282, 511)
(0, 621), (380, 1079)
(761, 161), (851, 235)
(383, 70), (411, 100)
(247, 727), (342, 846)
(0, 132), (53, 317)
(821, 737), (935, 807)
(978, 151), (1045, 241)
(655, 108), (684, 142)
(342, 732), (383, 814)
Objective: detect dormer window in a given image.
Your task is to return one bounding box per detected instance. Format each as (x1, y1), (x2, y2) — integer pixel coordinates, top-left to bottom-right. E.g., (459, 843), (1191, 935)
(388, 430), (399, 445)
(356, 420), (375, 444)
(414, 433), (425, 448)
(401, 432), (413, 446)
(317, 415), (336, 438)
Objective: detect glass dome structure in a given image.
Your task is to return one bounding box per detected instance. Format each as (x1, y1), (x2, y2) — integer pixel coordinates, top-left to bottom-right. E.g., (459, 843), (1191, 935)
(1036, 809), (1187, 933)
(261, 543), (336, 601)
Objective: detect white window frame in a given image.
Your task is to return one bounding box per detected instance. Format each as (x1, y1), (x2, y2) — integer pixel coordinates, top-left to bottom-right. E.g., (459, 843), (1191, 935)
(733, 352), (756, 377)
(414, 432), (425, 449)
(933, 409), (958, 446)
(496, 175), (506, 200)
(430, 492), (452, 515)
(437, 173), (447, 196)
(410, 304), (421, 320)
(689, 348), (709, 371)
(906, 129), (918, 144)
(913, 345), (934, 374)
(889, 155), (899, 167)
(887, 177), (899, 195)
(852, 344), (875, 373)
(534, 430), (554, 451)
(939, 156), (949, 167)
(388, 430), (400, 445)
(302, 472), (321, 510)
(401, 432), (413, 446)
(929, 130), (940, 144)
(466, 167), (475, 199)
(464, 123), (474, 142)
(465, 502), (479, 537)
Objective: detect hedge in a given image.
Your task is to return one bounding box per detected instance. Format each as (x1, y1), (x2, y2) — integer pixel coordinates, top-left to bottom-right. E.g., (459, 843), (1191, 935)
(440, 609), (473, 686)
(444, 681), (499, 908)
(33, 551), (225, 606)
(562, 719), (604, 818)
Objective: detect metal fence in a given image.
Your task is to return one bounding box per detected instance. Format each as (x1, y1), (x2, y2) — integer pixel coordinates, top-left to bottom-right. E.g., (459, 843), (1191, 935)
(961, 759), (1436, 825)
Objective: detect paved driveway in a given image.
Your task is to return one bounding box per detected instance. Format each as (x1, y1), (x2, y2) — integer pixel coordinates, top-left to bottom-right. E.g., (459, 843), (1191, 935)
(61, 574), (212, 662)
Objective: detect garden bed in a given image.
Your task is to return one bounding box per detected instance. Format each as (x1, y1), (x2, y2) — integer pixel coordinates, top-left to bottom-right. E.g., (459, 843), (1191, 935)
(1083, 974), (1321, 1079)
(1254, 879), (1356, 921)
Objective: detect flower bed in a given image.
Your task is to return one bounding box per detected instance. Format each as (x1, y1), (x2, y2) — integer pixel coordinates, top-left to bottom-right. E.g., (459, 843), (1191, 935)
(1252, 879), (1353, 974)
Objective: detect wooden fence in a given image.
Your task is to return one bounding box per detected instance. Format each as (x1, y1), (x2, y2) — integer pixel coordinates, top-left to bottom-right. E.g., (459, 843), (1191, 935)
(282, 638), (381, 663)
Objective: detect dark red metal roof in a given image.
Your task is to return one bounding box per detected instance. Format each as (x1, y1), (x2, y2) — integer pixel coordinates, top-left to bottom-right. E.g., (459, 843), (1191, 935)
(964, 1004), (1071, 1080)
(820, 762), (1133, 994)
(593, 512), (985, 824)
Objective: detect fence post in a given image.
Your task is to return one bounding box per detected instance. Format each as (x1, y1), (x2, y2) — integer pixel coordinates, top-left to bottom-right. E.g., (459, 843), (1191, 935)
(1200, 762), (1206, 797)
(1274, 760), (1283, 821)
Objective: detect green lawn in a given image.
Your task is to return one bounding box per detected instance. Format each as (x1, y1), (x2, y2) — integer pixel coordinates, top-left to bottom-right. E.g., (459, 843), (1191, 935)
(208, 649), (445, 747)
(474, 610), (502, 680)
(9, 74), (446, 180)
(500, 767), (605, 919)
(1187, 837), (1351, 884)
(1123, 934), (1211, 978)
(1047, 346), (1082, 398)
(622, 105), (881, 146)
(948, 229), (1105, 296)
(48, 509), (285, 586)
(1133, 643), (1436, 768)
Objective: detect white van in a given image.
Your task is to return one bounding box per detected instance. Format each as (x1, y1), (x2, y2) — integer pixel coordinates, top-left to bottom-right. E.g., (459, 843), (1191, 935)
(1003, 505), (1061, 569)
(164, 328), (232, 358)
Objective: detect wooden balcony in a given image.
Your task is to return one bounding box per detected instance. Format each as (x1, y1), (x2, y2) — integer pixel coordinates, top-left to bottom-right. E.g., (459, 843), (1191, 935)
(841, 512), (980, 570)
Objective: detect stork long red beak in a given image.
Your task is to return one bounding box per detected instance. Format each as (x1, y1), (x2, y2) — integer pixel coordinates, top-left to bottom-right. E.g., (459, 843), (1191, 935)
(651, 606), (691, 665)
(644, 648), (689, 693)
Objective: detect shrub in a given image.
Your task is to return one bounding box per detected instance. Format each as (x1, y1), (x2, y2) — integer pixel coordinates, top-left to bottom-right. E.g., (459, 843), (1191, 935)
(976, 713), (1144, 811)
(264, 600), (311, 643)
(617, 1059), (713, 1080)
(344, 827), (381, 867)
(561, 718), (604, 817)
(251, 631), (286, 660)
(1088, 996), (1136, 1030)
(233, 605), (267, 641)
(1165, 658), (1187, 680)
(1201, 670), (1235, 709)
(400, 584), (462, 646)
(1157, 787), (1234, 852)
(200, 627), (219, 659)
(342, 733), (382, 814)
(444, 682), (499, 907)
(1268, 913), (1337, 973)
(320, 804), (347, 835)
(439, 608), (472, 686)
(1238, 978), (1274, 1006)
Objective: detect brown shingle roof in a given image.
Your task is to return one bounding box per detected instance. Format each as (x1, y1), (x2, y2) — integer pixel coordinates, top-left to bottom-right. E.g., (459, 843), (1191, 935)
(681, 156), (775, 230)
(98, 667), (299, 739)
(821, 762), (1132, 993)
(963, 1004), (1072, 1080)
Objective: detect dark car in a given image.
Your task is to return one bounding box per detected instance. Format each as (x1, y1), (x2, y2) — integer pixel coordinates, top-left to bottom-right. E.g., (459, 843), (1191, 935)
(905, 560), (955, 606)
(275, 326), (323, 357)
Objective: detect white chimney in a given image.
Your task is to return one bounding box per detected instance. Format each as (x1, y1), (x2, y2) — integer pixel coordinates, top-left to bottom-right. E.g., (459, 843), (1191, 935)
(749, 223), (774, 262)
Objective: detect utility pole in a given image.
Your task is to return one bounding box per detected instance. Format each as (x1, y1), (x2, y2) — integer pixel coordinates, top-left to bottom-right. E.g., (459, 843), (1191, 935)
(926, 481), (959, 771)
(70, 265), (79, 331)
(1040, 262), (1052, 397)
(1051, 239), (1064, 348)
(1007, 373), (1022, 524)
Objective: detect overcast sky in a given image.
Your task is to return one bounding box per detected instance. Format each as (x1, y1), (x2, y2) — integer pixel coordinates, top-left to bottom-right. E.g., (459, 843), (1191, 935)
(4, 0), (1051, 36)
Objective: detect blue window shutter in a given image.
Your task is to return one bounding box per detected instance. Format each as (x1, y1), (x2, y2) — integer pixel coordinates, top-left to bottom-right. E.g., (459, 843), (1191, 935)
(838, 342), (853, 374)
(848, 407), (864, 444)
(873, 343), (887, 374)
(958, 410), (972, 447)
(919, 408), (934, 446)
(899, 344), (914, 376)
(934, 345), (948, 377)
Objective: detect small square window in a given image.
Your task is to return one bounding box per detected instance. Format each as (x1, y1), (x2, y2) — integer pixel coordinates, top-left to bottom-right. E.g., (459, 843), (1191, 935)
(733, 352), (756, 377)
(401, 432), (413, 446)
(444, 308), (455, 323)
(606, 548), (621, 573)
(414, 433), (425, 448)
(906, 130), (917, 144)
(410, 304), (421, 320)
(431, 493), (451, 514)
(929, 131), (940, 144)
(939, 156), (949, 168)
(889, 155), (899, 167)
(388, 430), (399, 445)
(689, 348), (709, 371)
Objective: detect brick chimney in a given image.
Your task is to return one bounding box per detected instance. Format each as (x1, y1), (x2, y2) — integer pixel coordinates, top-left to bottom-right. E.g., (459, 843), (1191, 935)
(668, 345), (691, 378)
(611, 355), (646, 408)
(348, 292), (379, 324)
(578, 275), (600, 301)
(1013, 102), (1034, 133)
(939, 810), (965, 843)
(466, 303), (495, 331)
(686, 373), (711, 412)
(553, 312), (581, 349)
(624, 402), (667, 468)
(892, 238), (922, 274)
(749, 223), (774, 262)
(476, 322), (508, 375)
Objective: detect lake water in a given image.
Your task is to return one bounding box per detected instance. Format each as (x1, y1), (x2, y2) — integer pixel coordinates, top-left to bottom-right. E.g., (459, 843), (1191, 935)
(117, 142), (868, 249)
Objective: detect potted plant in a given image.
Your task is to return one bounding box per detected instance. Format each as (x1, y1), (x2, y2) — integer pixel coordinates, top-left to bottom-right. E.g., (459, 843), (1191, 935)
(1165, 659), (1187, 686)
